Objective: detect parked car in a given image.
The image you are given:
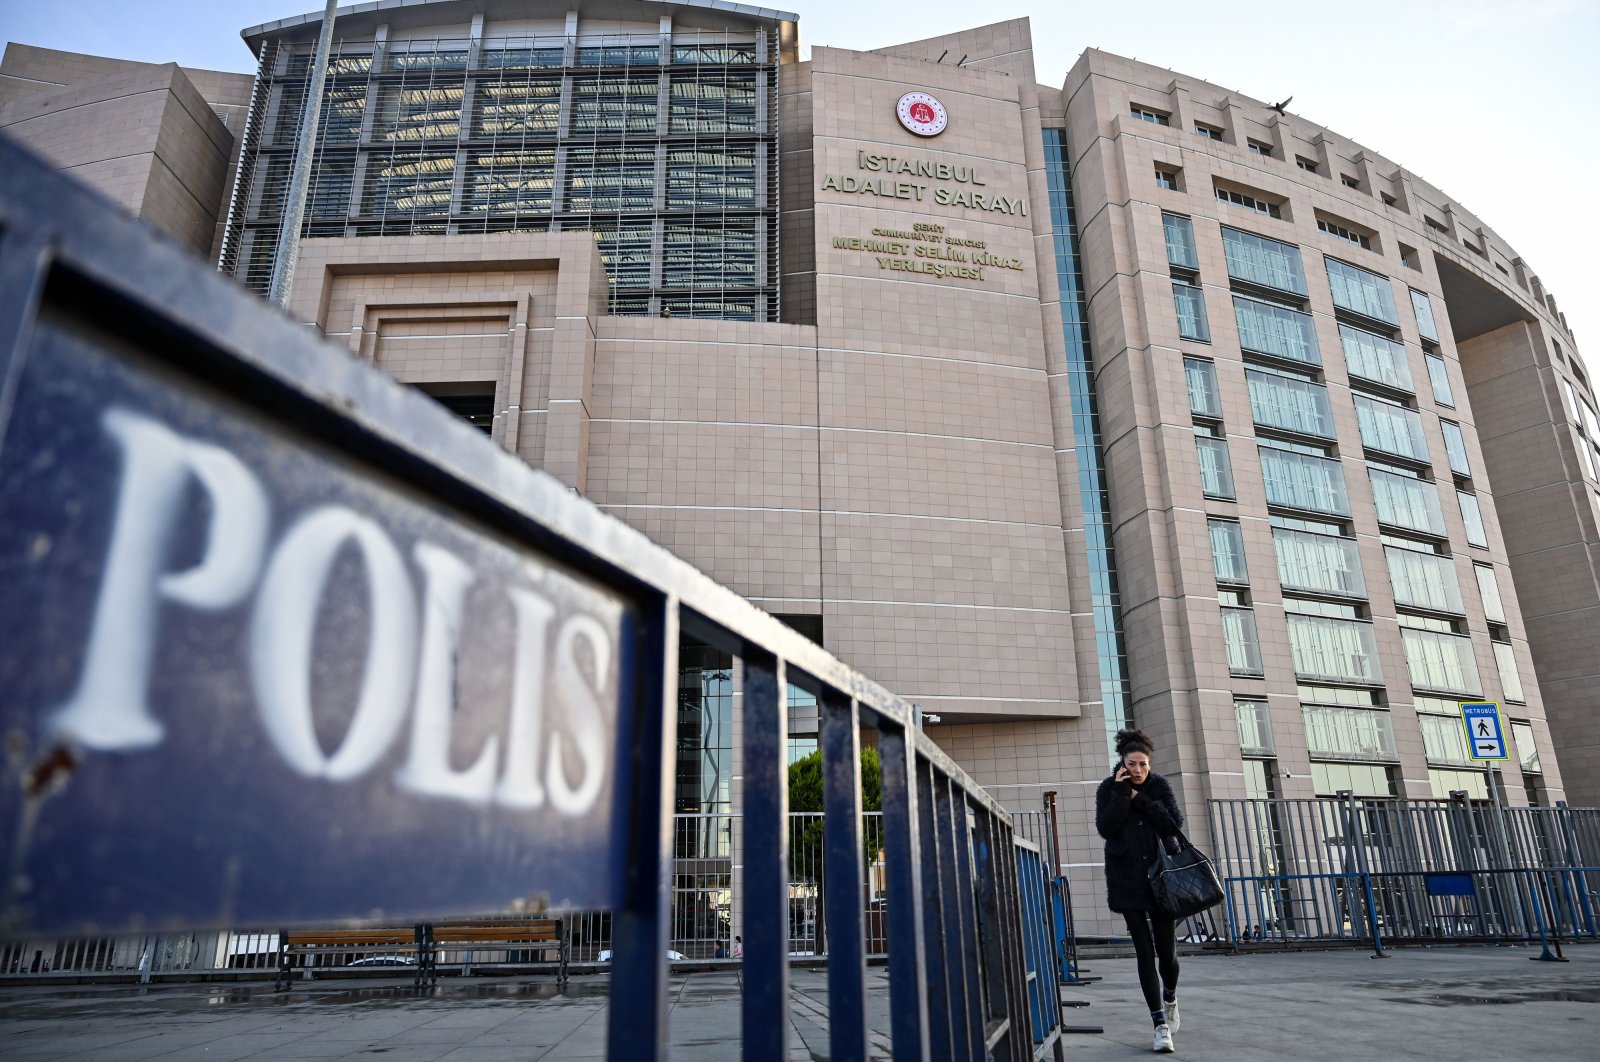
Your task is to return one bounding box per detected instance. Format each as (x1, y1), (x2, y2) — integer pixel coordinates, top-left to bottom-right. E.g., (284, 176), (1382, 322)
(596, 949), (685, 963)
(346, 956), (417, 967)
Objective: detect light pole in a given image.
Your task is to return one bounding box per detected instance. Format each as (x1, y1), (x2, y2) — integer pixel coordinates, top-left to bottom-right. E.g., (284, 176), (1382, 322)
(268, 0), (339, 309)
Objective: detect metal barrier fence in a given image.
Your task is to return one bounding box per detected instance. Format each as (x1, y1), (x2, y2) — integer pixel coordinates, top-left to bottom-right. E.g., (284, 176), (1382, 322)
(1211, 795), (1600, 948)
(0, 136), (1068, 1061)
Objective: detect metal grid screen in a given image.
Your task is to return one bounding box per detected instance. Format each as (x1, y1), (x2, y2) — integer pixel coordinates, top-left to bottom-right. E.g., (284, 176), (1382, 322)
(223, 29), (780, 321)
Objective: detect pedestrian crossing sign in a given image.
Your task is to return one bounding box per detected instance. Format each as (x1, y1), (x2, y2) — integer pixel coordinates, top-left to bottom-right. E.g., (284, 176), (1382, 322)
(1459, 701), (1509, 761)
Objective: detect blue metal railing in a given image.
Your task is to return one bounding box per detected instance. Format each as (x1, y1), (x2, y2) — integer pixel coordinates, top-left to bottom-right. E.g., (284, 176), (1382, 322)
(1222, 867), (1600, 957)
(0, 135), (1068, 1060)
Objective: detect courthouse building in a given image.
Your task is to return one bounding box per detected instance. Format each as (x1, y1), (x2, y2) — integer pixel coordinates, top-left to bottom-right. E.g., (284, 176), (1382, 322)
(4, 2), (1598, 927)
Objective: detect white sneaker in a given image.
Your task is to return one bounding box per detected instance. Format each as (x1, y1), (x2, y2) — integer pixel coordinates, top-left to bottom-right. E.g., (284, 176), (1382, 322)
(1153, 1024), (1175, 1053)
(1165, 997), (1180, 1032)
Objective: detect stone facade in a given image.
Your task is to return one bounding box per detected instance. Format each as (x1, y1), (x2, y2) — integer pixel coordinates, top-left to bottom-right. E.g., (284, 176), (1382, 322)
(0, 44), (253, 259)
(4, 3), (1596, 930)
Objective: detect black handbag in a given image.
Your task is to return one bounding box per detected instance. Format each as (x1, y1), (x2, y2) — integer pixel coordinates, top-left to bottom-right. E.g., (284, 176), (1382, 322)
(1147, 827), (1224, 920)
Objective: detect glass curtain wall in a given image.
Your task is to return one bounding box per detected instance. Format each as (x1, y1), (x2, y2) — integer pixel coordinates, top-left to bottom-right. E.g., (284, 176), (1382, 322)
(1326, 258), (1399, 324)
(1340, 324), (1412, 392)
(225, 26), (779, 320)
(1044, 129), (1135, 758)
(1273, 527), (1365, 597)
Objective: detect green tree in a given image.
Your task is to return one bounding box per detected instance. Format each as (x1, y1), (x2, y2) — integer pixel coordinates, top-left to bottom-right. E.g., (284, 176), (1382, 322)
(786, 746), (882, 953)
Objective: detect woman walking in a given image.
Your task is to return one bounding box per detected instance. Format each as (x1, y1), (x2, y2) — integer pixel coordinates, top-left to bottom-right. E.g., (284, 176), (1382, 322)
(1096, 728), (1184, 1053)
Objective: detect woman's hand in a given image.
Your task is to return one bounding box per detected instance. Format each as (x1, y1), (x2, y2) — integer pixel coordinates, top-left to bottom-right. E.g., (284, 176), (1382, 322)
(1114, 765), (1132, 785)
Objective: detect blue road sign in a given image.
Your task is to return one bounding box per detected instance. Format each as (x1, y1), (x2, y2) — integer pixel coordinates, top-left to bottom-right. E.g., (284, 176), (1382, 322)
(1459, 701), (1509, 761)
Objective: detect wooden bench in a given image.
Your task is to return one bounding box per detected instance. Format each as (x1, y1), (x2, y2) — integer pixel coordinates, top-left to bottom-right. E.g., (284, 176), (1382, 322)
(274, 927), (423, 990)
(418, 919), (568, 986)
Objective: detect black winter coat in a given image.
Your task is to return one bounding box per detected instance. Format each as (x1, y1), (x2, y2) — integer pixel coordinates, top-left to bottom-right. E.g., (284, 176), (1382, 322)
(1095, 771), (1184, 914)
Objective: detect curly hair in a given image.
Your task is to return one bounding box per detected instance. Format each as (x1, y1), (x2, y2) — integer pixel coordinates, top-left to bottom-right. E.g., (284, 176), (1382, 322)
(1114, 728), (1155, 758)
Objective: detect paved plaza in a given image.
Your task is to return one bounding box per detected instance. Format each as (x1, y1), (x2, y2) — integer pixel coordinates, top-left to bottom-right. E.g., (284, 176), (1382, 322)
(1, 944), (1596, 1060)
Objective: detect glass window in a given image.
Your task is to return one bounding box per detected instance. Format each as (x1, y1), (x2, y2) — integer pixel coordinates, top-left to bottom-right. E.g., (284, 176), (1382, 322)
(1302, 704), (1397, 761)
(1311, 762), (1395, 798)
(305, 156), (355, 218)
(1221, 227), (1308, 295)
(1457, 490), (1489, 548)
(1185, 357), (1222, 419)
(1581, 437), (1600, 482)
(1410, 289), (1440, 343)
(1222, 606), (1263, 676)
(1164, 212), (1199, 270)
(662, 218), (756, 290)
(1474, 564), (1506, 624)
(1173, 281), (1210, 341)
(1368, 466), (1447, 536)
(482, 44), (566, 69)
(563, 146), (657, 212)
(1441, 421), (1471, 477)
(1385, 546), (1464, 613)
(1210, 519), (1249, 583)
(576, 44), (660, 66)
(1512, 721), (1541, 773)
(1236, 699), (1275, 755)
(1564, 378), (1586, 423)
(1317, 217), (1371, 249)
(1197, 435), (1236, 499)
(1425, 354), (1455, 407)
(1325, 258), (1399, 325)
(361, 151), (456, 216)
(1402, 628), (1481, 695)
(1233, 295), (1320, 365)
(669, 71), (758, 134)
(1131, 105), (1169, 125)
(462, 149), (556, 214)
(1247, 368), (1334, 438)
(1420, 712), (1473, 765)
(592, 221), (660, 288)
(1493, 642), (1526, 703)
(1353, 395), (1430, 463)
(1243, 759), (1280, 799)
(678, 640), (735, 813)
(383, 46), (468, 73)
(1428, 768), (1487, 800)
(1286, 597), (1363, 620)
(571, 75), (659, 136)
(666, 145), (756, 210)
(1273, 527), (1366, 598)
(1286, 614), (1381, 683)
(471, 78), (562, 137)
(1248, 140), (1273, 157)
(374, 83), (463, 142)
(672, 44), (758, 64)
(1195, 122), (1223, 140)
(1260, 445), (1351, 516)
(1339, 324), (1413, 393)
(1216, 187), (1281, 217)
(1155, 167), (1179, 190)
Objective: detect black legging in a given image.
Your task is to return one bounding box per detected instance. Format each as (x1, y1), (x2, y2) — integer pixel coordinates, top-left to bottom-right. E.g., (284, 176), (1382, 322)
(1122, 910), (1179, 1022)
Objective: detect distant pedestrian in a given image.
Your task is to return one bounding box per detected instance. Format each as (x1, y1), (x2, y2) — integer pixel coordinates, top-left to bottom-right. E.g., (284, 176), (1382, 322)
(714, 941), (727, 959)
(1097, 728), (1185, 1054)
(732, 935), (743, 959)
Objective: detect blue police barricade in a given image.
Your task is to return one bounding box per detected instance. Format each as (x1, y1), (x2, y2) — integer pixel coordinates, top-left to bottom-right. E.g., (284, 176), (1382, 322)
(0, 134), (1053, 1060)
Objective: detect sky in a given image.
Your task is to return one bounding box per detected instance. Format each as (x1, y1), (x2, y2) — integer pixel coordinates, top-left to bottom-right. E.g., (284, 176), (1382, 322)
(2, 0), (1596, 359)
